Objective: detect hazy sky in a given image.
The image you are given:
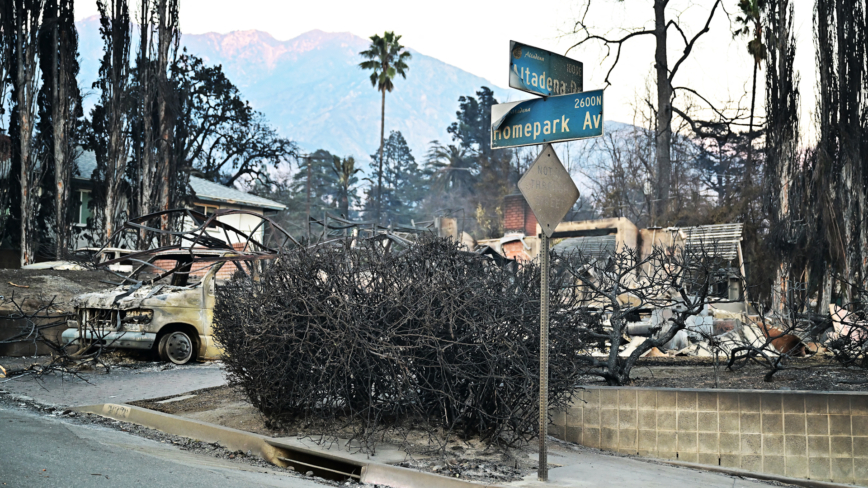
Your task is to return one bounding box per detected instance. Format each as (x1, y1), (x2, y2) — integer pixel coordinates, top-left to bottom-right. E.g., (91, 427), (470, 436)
(75, 0), (816, 138)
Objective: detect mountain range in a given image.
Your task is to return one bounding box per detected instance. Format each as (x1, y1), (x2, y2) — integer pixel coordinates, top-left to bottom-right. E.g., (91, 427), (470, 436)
(75, 16), (521, 170)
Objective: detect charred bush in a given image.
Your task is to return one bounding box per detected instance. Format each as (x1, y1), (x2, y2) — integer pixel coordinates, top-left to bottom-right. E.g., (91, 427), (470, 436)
(213, 236), (586, 451)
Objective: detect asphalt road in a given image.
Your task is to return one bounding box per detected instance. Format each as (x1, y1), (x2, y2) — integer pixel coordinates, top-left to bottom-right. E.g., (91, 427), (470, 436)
(0, 360), (227, 407)
(0, 406), (322, 488)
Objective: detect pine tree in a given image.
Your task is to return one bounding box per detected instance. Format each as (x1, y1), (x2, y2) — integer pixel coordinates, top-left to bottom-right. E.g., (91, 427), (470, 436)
(363, 131), (423, 225)
(447, 87), (513, 238)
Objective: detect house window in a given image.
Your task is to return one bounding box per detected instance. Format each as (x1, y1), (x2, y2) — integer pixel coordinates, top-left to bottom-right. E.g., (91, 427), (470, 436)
(194, 204), (218, 216)
(77, 190), (92, 226)
(193, 204), (220, 228)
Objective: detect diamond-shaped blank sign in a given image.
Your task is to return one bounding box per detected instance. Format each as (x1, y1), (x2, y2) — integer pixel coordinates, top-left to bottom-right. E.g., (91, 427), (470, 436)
(517, 143), (580, 238)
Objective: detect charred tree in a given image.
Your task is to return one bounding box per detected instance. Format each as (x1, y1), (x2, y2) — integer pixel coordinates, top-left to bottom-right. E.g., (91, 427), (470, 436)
(37, 0), (82, 259)
(568, 0), (723, 224)
(154, 0), (181, 236)
(565, 242), (730, 385)
(763, 0), (801, 312)
(9, 0), (44, 266)
(130, 0), (183, 245)
(90, 0), (131, 242)
(810, 0), (868, 303)
(0, 2), (15, 244)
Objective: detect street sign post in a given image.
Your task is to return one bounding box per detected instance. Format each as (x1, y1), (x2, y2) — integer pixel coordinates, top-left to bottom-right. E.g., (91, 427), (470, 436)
(494, 41), (601, 482)
(517, 144), (579, 481)
(490, 89), (604, 149)
(509, 41), (583, 97)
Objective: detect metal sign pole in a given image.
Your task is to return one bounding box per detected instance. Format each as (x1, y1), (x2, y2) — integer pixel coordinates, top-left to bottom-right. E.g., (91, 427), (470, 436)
(538, 232), (549, 482)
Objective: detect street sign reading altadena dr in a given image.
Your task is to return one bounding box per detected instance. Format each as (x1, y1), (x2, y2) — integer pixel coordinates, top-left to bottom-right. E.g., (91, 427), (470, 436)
(517, 144), (580, 238)
(491, 89), (604, 149)
(510, 41), (583, 97)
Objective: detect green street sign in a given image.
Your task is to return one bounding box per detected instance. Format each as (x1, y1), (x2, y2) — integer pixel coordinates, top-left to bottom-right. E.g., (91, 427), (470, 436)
(510, 41), (583, 97)
(491, 89), (604, 149)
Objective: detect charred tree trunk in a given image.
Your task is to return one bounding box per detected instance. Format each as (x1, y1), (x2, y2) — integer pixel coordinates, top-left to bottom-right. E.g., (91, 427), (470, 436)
(813, 0), (867, 296)
(40, 0), (80, 259)
(155, 0), (179, 242)
(135, 1), (155, 242)
(91, 0), (131, 243)
(653, 0), (671, 224)
(12, 0), (43, 267)
(133, 0), (180, 246)
(764, 0), (799, 311)
(0, 4), (13, 244)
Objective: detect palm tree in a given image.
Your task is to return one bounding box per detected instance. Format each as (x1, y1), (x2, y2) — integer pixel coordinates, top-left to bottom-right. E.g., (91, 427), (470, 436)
(359, 31), (411, 226)
(734, 0), (767, 173)
(425, 141), (474, 194)
(330, 155), (360, 218)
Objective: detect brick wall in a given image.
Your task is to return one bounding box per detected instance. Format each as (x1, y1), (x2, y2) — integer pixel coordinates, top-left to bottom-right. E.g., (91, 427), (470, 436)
(151, 243), (248, 283)
(503, 194), (538, 236)
(551, 386), (868, 485)
(502, 240), (531, 262)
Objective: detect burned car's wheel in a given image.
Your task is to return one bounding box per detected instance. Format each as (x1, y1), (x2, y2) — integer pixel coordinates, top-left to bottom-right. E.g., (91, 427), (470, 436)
(158, 331), (195, 365)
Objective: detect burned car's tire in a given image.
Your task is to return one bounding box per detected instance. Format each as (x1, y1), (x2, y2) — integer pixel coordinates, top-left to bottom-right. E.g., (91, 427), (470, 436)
(158, 331), (195, 365)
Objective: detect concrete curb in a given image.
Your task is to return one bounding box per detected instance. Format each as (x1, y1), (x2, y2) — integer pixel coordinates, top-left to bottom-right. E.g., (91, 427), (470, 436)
(657, 459), (862, 488)
(73, 403), (497, 488)
(72, 403), (860, 488)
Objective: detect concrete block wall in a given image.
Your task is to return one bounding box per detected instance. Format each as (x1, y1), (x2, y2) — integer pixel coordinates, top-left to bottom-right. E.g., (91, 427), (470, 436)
(550, 386), (868, 485)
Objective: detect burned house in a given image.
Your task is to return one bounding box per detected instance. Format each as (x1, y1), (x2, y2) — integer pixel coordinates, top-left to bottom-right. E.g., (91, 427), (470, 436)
(479, 192), (747, 309)
(60, 152), (283, 274)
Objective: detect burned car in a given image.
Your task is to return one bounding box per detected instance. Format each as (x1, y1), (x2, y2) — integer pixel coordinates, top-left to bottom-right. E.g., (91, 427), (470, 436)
(61, 250), (234, 364)
(61, 208), (297, 365)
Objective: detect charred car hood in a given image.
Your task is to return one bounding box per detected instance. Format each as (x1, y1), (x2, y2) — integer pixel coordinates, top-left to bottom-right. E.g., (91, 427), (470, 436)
(72, 284), (200, 310)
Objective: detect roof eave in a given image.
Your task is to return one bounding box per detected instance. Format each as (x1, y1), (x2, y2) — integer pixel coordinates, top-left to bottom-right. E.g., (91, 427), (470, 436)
(194, 194), (286, 211)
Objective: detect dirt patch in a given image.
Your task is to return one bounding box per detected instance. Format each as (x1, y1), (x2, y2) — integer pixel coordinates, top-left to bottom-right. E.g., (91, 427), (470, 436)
(588, 356), (868, 391)
(0, 268), (117, 312)
(131, 385), (272, 435)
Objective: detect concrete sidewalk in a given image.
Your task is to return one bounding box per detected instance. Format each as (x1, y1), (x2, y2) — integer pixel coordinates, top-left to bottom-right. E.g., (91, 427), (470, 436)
(508, 444), (783, 488)
(0, 359), (226, 406)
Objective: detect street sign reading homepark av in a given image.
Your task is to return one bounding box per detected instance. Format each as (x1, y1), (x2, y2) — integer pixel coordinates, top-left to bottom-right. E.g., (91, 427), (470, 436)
(510, 41), (583, 97)
(517, 144), (579, 238)
(490, 89), (604, 149)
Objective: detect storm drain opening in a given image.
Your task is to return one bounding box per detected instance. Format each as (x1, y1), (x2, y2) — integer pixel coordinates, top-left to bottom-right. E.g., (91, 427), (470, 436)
(273, 447), (364, 482)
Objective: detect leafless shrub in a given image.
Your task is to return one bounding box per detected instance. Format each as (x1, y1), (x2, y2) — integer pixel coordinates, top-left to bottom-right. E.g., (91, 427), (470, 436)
(0, 294), (106, 380)
(213, 235), (589, 453)
(562, 242), (734, 385)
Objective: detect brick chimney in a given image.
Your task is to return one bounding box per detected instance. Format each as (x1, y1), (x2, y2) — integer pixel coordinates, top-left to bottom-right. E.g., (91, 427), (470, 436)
(503, 192), (538, 236)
